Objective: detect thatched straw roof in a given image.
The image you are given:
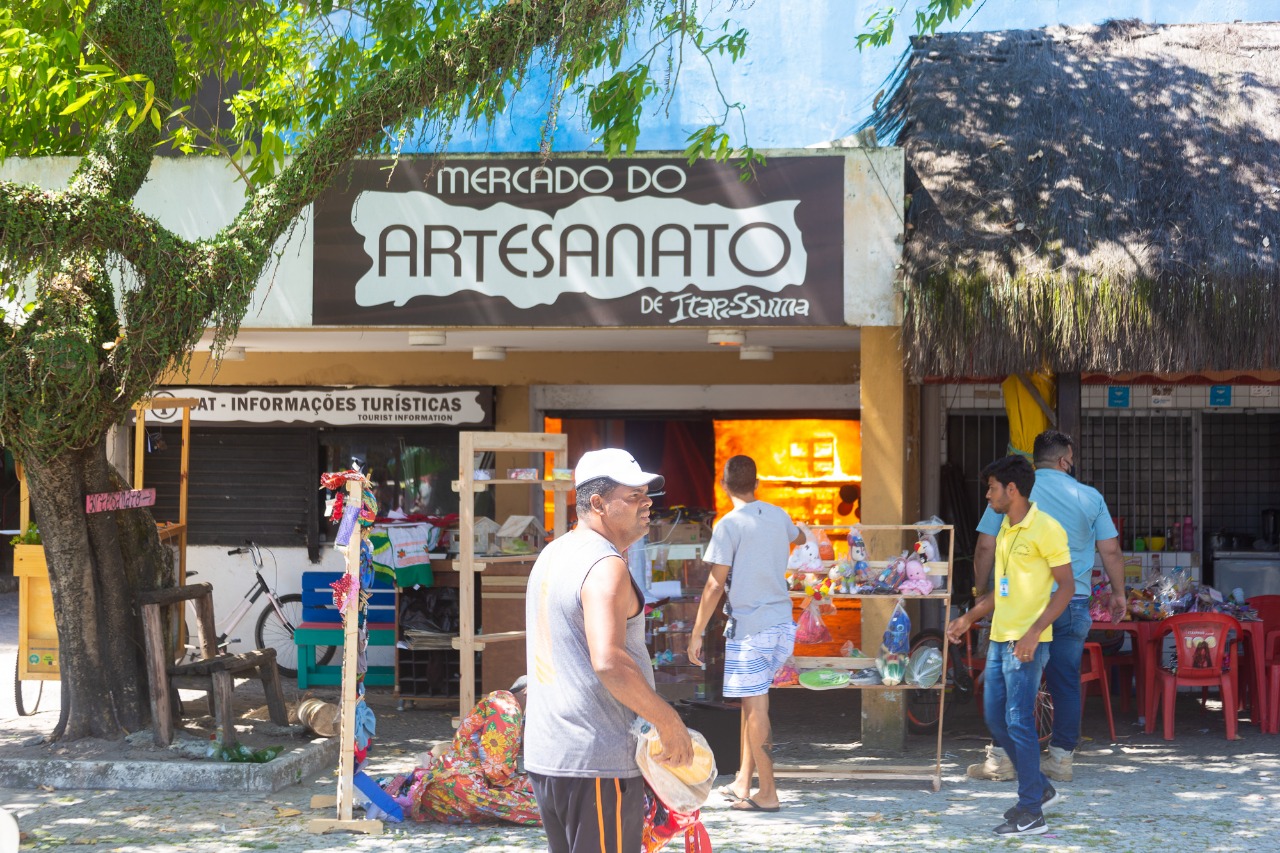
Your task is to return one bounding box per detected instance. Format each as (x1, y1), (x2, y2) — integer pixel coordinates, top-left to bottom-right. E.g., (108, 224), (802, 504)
(866, 19), (1280, 378)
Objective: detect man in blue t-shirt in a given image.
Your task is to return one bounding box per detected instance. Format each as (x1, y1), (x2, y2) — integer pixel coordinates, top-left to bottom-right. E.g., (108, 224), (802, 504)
(969, 430), (1127, 784)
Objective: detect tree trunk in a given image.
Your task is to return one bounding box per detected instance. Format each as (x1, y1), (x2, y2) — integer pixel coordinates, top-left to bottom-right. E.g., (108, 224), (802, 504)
(21, 435), (171, 741)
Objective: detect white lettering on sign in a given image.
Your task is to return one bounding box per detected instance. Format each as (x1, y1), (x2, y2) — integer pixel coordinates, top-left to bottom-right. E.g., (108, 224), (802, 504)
(86, 488), (156, 514)
(351, 193), (808, 310)
(141, 388), (490, 427)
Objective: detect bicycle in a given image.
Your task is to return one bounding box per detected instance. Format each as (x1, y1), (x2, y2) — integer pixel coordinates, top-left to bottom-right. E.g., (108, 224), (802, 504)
(180, 541), (336, 679)
(907, 618), (1053, 743)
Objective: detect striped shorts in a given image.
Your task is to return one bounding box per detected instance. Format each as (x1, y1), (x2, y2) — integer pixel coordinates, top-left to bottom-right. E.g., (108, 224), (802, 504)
(723, 621), (797, 698)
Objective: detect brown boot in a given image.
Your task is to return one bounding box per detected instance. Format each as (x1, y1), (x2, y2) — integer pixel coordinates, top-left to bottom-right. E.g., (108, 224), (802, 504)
(1041, 746), (1073, 782)
(966, 745), (1015, 781)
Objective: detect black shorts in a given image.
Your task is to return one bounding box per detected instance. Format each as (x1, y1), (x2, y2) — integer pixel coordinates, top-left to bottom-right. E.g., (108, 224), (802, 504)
(529, 772), (645, 853)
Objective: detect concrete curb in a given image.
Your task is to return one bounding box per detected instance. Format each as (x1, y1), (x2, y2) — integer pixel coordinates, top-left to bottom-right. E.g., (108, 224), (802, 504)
(0, 736), (338, 793)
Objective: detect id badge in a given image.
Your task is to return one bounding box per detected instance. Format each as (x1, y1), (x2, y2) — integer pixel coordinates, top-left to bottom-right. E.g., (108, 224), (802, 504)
(999, 576), (1010, 597)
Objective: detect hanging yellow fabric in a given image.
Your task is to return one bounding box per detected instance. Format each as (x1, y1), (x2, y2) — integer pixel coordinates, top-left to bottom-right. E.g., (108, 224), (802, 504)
(1001, 373), (1057, 457)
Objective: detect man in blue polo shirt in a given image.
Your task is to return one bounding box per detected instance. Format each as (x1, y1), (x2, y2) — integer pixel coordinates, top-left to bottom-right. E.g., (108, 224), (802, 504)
(969, 430), (1127, 784)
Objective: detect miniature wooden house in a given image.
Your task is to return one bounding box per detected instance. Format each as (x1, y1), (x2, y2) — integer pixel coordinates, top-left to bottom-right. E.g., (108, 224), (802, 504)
(496, 515), (547, 555)
(472, 516), (501, 553)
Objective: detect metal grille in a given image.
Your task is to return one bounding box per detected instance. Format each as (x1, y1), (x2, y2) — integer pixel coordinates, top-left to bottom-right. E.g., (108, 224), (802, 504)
(945, 413), (1011, 517)
(1078, 411), (1194, 549)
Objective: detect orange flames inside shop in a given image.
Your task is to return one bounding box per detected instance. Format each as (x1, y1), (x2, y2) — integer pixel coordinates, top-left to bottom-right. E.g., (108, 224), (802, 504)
(713, 419), (861, 529)
(716, 419), (863, 656)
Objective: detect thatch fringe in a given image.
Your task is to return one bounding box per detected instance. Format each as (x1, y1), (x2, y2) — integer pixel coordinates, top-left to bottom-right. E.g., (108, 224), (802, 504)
(906, 270), (1280, 377)
(867, 20), (1280, 377)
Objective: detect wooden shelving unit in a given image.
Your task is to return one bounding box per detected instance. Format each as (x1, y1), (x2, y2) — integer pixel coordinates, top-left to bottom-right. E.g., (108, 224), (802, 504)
(775, 522), (955, 791)
(451, 431), (569, 722)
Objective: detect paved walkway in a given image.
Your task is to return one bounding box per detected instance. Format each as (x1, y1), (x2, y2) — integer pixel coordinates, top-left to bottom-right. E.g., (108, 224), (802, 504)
(2, 589), (1279, 851)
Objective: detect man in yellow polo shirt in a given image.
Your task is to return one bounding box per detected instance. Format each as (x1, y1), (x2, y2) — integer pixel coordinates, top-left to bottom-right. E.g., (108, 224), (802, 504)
(948, 455), (1074, 837)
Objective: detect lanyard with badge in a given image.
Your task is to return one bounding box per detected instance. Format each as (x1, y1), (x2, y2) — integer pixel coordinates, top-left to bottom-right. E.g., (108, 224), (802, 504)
(996, 528), (1024, 598)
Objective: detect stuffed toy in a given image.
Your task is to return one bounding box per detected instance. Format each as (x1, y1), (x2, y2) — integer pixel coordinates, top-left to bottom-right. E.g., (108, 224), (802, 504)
(898, 557), (934, 595)
(788, 528), (824, 574)
(828, 560), (855, 594)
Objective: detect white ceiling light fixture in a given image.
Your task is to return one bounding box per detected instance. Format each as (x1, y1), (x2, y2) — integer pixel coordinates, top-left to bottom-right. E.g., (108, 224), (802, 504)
(739, 345), (774, 361)
(222, 346), (246, 361)
(707, 329), (745, 346)
(473, 346), (507, 361)
(408, 331), (447, 346)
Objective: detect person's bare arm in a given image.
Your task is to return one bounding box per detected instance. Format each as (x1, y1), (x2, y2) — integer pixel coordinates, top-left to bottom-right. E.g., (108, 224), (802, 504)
(1014, 563), (1075, 660)
(582, 555), (693, 767)
(946, 593), (994, 644)
(686, 563), (730, 669)
(793, 522), (810, 545)
(1097, 537), (1127, 621)
(973, 532), (997, 594)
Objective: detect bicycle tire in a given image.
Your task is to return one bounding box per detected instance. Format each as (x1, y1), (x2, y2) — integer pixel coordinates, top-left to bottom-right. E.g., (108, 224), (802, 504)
(254, 593), (336, 679)
(14, 658), (42, 716)
(906, 629), (945, 733)
(1035, 685), (1054, 745)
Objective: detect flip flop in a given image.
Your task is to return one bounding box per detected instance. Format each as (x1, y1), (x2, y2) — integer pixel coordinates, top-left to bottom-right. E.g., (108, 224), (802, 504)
(716, 785), (745, 802)
(730, 797), (781, 813)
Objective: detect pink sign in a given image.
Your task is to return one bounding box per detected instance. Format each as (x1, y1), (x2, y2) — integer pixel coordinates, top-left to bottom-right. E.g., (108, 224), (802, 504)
(85, 488), (157, 514)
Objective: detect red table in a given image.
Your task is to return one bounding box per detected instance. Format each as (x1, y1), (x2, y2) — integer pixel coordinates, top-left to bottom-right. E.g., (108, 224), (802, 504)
(1092, 618), (1266, 732)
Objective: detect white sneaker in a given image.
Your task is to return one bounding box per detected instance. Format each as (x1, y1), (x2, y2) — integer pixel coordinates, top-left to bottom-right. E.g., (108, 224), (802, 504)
(1041, 745), (1073, 782)
(967, 744), (1015, 781)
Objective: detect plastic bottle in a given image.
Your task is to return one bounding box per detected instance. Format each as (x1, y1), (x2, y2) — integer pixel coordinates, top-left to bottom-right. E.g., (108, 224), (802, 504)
(1182, 516), (1194, 551)
(205, 734), (225, 761)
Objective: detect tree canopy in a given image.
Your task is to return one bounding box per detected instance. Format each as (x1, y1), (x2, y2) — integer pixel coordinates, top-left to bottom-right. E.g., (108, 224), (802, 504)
(0, 0), (759, 741)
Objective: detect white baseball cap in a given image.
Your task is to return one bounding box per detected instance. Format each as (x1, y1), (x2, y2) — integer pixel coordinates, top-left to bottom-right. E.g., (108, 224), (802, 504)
(574, 448), (665, 491)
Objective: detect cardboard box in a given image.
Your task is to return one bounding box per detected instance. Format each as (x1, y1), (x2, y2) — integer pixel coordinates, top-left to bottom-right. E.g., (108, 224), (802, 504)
(651, 521), (709, 545)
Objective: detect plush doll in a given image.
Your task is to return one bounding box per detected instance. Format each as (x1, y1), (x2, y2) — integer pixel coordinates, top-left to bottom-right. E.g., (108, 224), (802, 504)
(788, 528), (824, 574)
(912, 536), (939, 563)
(829, 560), (855, 595)
(898, 557), (934, 595)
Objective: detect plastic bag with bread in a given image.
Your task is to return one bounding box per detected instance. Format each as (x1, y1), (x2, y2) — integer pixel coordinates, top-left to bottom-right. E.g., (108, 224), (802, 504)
(632, 718), (717, 812)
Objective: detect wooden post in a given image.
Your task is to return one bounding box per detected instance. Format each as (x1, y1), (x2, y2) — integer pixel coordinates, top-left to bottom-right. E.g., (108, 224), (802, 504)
(308, 475), (382, 836)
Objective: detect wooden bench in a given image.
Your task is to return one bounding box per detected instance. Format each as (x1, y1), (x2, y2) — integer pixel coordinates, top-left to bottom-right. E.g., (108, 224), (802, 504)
(295, 570), (396, 688)
(138, 583), (289, 748)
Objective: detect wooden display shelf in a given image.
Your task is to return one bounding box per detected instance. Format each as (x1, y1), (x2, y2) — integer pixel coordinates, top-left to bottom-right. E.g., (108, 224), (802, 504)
(452, 630), (526, 651)
(452, 479), (575, 492)
(794, 592), (952, 600)
(452, 431), (569, 722)
(773, 683), (944, 691)
(777, 522), (955, 793)
(772, 764), (944, 791)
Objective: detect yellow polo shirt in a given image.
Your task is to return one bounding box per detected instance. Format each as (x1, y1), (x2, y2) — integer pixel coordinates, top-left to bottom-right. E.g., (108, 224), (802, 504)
(990, 503), (1071, 642)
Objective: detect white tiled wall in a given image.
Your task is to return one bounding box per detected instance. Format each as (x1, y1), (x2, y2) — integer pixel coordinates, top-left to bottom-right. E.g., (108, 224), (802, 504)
(1080, 384), (1280, 410)
(941, 383), (1280, 414)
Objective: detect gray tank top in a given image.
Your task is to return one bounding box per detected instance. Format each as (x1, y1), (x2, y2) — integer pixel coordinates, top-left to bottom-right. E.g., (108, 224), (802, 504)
(524, 526), (654, 778)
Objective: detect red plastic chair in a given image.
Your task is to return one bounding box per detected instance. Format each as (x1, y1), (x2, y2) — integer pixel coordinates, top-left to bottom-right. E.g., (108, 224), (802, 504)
(1146, 613), (1242, 741)
(1241, 596), (1280, 716)
(1080, 642), (1117, 742)
(1267, 662), (1280, 735)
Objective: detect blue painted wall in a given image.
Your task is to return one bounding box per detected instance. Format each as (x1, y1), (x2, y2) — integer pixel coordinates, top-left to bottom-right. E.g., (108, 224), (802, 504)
(427, 0), (1277, 154)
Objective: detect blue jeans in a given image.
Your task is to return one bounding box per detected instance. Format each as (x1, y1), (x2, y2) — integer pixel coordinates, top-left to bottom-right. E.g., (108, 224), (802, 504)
(985, 638), (1051, 814)
(1044, 596), (1092, 752)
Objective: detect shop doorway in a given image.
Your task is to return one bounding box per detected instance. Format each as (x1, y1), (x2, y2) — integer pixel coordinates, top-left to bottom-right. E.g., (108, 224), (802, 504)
(543, 415), (861, 531)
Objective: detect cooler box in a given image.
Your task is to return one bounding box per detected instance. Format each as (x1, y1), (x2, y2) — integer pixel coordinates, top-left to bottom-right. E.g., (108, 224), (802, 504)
(676, 700), (741, 776)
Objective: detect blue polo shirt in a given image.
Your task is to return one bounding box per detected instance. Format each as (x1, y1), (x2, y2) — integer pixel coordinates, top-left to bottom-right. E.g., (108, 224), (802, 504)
(977, 468), (1118, 597)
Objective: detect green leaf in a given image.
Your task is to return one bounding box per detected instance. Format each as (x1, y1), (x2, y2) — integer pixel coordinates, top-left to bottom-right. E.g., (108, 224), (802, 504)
(58, 89), (96, 115)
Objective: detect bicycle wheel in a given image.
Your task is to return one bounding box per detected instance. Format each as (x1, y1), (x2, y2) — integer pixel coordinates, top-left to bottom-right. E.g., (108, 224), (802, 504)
(255, 593), (336, 679)
(14, 659), (43, 716)
(906, 629), (945, 733)
(1035, 685), (1054, 744)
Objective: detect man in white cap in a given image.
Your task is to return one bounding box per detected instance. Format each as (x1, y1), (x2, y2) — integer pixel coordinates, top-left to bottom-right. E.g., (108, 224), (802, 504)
(525, 448), (694, 853)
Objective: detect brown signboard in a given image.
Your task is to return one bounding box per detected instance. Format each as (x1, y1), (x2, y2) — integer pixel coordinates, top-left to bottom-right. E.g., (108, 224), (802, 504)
(86, 488), (157, 514)
(313, 156), (844, 327)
